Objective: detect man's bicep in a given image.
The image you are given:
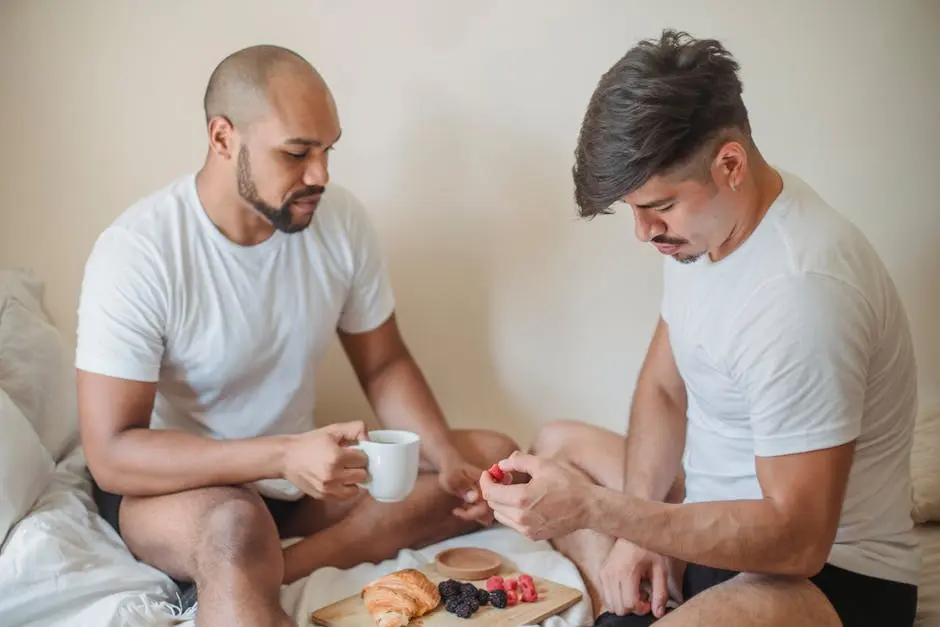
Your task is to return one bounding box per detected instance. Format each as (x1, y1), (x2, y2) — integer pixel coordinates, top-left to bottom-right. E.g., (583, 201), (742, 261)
(338, 314), (406, 386)
(755, 442), (855, 553)
(637, 317), (686, 409)
(77, 370), (157, 480)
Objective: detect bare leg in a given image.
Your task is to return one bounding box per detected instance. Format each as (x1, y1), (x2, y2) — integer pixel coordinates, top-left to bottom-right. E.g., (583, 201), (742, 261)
(529, 420), (685, 617)
(655, 573), (841, 626)
(118, 486), (295, 627)
(280, 429), (518, 583)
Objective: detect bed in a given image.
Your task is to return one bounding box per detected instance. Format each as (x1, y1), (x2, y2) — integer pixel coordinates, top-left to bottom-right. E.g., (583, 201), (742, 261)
(0, 447), (591, 627)
(1, 267), (938, 627)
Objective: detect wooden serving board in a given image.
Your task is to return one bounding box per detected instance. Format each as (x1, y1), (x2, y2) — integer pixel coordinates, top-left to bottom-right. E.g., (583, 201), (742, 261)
(310, 565), (582, 627)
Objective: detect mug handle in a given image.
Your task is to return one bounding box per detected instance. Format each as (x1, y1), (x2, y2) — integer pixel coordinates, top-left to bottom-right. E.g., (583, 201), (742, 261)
(348, 444), (372, 487)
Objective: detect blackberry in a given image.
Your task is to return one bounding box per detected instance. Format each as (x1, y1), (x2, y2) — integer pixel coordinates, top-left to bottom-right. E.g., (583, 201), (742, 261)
(454, 602), (474, 619)
(459, 582), (477, 598)
(489, 589), (508, 609)
(445, 597), (462, 613)
(439, 579), (461, 599)
(476, 588), (489, 605)
(466, 597), (480, 612)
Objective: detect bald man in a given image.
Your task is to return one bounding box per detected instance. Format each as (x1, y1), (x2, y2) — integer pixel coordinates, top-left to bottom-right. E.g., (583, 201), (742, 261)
(75, 45), (517, 627)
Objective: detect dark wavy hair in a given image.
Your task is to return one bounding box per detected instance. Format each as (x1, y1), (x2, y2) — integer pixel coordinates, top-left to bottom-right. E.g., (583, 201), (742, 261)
(573, 30), (751, 218)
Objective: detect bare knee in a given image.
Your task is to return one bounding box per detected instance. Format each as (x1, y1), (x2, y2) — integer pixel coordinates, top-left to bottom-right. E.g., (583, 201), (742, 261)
(530, 420), (586, 461)
(195, 490), (282, 579)
(452, 428), (519, 469)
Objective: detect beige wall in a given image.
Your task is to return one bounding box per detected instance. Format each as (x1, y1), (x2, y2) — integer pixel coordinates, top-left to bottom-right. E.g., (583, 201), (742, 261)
(1, 1), (938, 445)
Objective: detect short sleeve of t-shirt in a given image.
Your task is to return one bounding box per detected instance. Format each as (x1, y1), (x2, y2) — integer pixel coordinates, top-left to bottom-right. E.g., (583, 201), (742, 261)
(728, 273), (874, 457)
(336, 191), (395, 334)
(660, 258), (673, 325)
(74, 228), (167, 382)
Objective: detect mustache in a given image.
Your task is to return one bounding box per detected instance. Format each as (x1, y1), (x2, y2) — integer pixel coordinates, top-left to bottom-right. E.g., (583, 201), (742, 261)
(652, 235), (688, 246)
(287, 186), (325, 203)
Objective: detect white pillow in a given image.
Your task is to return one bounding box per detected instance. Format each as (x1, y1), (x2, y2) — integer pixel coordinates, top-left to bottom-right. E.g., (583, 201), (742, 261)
(0, 388), (55, 547)
(0, 269), (79, 461)
(912, 405), (940, 524)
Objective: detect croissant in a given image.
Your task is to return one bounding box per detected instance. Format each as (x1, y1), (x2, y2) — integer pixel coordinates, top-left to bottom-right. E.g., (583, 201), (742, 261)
(361, 569), (441, 627)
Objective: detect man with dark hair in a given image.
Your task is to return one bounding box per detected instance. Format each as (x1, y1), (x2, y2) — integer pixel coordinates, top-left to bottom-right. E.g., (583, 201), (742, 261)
(76, 44), (517, 627)
(481, 30), (920, 627)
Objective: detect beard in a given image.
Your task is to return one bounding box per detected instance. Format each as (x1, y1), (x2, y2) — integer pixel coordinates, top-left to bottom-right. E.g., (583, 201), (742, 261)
(237, 145), (324, 234)
(652, 234), (703, 264)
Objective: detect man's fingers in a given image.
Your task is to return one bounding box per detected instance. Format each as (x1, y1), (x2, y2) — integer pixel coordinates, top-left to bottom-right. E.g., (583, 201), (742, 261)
(326, 420), (368, 443)
(335, 467), (369, 485)
(321, 479), (362, 500)
(492, 509), (524, 534)
(497, 450), (539, 475)
(651, 563), (669, 618)
(339, 446), (369, 468)
(624, 572), (649, 616)
(452, 501), (491, 523)
(601, 573), (623, 616)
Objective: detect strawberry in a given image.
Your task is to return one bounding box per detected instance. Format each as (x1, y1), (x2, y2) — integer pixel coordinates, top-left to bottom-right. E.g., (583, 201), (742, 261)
(521, 586), (539, 603)
(488, 463), (505, 482)
(485, 576), (505, 592)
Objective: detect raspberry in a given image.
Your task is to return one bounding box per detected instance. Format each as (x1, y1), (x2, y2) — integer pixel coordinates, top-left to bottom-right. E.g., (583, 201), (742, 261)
(506, 588), (519, 605)
(476, 588), (489, 605)
(439, 579), (461, 599)
(521, 586), (538, 602)
(485, 576), (505, 592)
(489, 589), (508, 609)
(488, 463), (505, 482)
(505, 578), (518, 591)
(518, 574), (535, 588)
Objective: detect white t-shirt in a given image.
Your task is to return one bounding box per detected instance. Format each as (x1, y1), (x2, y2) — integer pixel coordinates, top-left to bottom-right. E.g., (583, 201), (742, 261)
(75, 174), (395, 473)
(662, 170), (920, 585)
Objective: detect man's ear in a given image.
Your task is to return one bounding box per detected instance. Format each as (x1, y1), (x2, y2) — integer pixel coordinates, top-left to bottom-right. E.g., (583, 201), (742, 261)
(207, 116), (237, 159)
(713, 140), (748, 192)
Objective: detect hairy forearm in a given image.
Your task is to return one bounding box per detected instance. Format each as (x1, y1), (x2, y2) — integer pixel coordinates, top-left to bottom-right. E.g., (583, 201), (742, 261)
(90, 429), (288, 497)
(588, 488), (822, 576)
(623, 385), (687, 501)
(362, 354), (458, 469)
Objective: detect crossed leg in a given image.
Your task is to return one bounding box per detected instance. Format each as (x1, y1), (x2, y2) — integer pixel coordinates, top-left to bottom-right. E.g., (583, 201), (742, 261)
(118, 486), (294, 627)
(116, 428), (517, 627)
(530, 420), (842, 627)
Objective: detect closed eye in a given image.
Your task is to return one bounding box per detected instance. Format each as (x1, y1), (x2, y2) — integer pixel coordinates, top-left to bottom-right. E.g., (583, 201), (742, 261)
(656, 204), (675, 213)
(286, 151), (309, 160)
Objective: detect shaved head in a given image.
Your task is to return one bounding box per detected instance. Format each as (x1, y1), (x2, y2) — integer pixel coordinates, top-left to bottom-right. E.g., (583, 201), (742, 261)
(199, 45), (341, 240)
(203, 44), (326, 130)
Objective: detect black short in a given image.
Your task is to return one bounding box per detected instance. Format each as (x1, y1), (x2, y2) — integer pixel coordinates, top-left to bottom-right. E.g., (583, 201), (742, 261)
(92, 481), (301, 609)
(595, 562), (918, 627)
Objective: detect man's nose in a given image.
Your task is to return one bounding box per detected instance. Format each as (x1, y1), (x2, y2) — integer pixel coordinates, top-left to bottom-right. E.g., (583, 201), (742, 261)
(633, 209), (665, 243)
(303, 155), (329, 187)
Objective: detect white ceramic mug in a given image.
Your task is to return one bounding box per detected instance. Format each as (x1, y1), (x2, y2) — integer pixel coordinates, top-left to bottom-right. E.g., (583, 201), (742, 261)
(349, 430), (421, 503)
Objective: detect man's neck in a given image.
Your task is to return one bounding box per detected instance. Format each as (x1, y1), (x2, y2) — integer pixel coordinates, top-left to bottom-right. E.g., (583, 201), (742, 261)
(194, 163), (276, 246)
(710, 159), (783, 262)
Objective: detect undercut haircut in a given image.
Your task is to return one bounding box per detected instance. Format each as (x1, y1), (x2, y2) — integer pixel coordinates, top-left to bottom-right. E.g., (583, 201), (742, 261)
(203, 44), (317, 129)
(573, 30), (751, 218)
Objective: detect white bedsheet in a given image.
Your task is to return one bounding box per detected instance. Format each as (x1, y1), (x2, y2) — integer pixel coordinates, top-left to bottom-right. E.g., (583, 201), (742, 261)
(0, 448), (592, 627)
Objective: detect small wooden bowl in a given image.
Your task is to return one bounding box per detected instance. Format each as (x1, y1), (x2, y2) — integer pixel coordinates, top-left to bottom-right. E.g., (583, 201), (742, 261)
(434, 547), (503, 580)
